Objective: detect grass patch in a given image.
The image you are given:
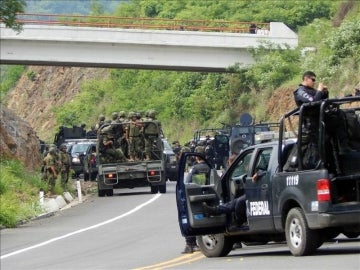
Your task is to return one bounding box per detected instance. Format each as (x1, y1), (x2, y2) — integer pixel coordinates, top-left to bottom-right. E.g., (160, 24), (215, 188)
(0, 157), (75, 228)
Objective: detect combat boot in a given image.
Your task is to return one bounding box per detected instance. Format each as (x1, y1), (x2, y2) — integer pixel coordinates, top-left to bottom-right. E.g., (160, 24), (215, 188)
(145, 154), (151, 161)
(129, 155), (135, 162)
(202, 202), (221, 217)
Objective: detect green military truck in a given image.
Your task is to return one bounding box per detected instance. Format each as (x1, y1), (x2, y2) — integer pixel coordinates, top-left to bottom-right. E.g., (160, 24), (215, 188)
(96, 121), (166, 196)
(176, 96), (360, 257)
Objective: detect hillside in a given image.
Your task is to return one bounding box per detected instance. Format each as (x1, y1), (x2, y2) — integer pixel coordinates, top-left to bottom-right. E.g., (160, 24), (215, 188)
(6, 66), (109, 141)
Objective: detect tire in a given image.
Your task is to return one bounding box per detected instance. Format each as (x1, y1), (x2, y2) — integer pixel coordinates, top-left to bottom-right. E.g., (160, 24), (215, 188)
(106, 189), (114, 196)
(98, 189), (106, 197)
(159, 184), (166, 194)
(196, 234), (233, 257)
(151, 185), (158, 194)
(285, 207), (319, 256)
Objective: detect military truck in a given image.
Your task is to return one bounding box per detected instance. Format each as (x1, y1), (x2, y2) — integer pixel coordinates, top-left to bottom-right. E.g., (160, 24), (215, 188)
(96, 122), (166, 197)
(53, 125), (86, 148)
(228, 113), (279, 155)
(176, 96), (360, 257)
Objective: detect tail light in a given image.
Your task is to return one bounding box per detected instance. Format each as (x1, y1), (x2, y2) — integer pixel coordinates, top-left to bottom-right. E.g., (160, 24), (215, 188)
(149, 170), (156, 176)
(106, 173), (115, 178)
(317, 179), (331, 201)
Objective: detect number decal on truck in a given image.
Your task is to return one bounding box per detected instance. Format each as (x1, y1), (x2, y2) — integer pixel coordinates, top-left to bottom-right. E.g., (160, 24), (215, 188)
(286, 175), (299, 186)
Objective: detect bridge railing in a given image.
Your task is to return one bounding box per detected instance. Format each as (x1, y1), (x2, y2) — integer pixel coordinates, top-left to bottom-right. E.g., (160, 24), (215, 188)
(14, 13), (270, 34)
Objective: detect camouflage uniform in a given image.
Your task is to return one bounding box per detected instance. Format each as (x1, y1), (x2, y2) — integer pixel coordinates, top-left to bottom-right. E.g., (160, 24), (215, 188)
(126, 112), (143, 161)
(59, 144), (71, 190)
(143, 111), (161, 160)
(95, 114), (106, 131)
(43, 148), (59, 193)
(99, 125), (127, 163)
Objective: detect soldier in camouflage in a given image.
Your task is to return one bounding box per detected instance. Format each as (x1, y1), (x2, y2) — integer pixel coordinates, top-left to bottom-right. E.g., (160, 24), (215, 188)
(95, 114), (106, 131)
(143, 110), (161, 161)
(59, 144), (71, 190)
(125, 112), (143, 161)
(43, 147), (59, 193)
(98, 124), (128, 163)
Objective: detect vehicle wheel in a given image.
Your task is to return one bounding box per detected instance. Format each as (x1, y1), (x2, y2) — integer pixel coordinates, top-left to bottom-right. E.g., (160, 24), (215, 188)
(343, 232), (360, 239)
(285, 207), (319, 256)
(151, 185), (158, 194)
(159, 184), (166, 194)
(196, 234), (233, 257)
(98, 189), (106, 197)
(106, 189), (114, 196)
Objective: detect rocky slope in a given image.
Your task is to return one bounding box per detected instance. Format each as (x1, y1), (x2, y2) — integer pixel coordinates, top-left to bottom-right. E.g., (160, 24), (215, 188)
(6, 66), (109, 142)
(0, 106), (42, 169)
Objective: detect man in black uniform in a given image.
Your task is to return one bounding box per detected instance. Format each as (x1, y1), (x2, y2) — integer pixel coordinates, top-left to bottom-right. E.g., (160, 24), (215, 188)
(182, 154), (210, 254)
(296, 71), (353, 152)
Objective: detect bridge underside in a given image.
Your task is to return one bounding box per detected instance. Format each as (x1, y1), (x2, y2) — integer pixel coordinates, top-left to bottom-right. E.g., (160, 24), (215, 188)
(1, 40), (253, 72)
(1, 23), (297, 72)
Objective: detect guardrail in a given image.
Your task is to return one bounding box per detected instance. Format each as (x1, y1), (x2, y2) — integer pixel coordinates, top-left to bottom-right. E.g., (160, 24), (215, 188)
(13, 13), (270, 34)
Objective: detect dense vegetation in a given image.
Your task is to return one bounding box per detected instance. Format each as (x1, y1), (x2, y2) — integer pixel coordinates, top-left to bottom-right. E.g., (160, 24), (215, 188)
(50, 0), (360, 142)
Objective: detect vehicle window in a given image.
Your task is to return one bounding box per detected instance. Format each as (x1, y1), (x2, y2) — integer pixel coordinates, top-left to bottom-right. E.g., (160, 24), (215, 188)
(253, 148), (272, 174)
(230, 150), (253, 178)
(162, 140), (172, 151)
(71, 144), (90, 153)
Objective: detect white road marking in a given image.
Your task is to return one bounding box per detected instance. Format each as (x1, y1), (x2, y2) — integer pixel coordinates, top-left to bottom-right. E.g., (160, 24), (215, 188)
(1, 193), (161, 260)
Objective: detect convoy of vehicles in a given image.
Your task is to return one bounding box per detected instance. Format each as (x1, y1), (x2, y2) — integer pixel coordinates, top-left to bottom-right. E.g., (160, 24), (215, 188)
(176, 96), (360, 257)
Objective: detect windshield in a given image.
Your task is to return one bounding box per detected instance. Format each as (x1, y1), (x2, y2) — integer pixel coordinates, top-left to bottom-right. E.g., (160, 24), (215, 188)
(162, 140), (173, 151)
(71, 143), (90, 153)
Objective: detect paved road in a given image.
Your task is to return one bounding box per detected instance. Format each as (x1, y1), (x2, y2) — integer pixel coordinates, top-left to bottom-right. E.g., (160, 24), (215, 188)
(1, 182), (359, 270)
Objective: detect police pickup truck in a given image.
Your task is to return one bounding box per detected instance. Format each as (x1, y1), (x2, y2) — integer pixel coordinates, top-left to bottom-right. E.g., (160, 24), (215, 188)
(176, 96), (360, 257)
(96, 121), (166, 196)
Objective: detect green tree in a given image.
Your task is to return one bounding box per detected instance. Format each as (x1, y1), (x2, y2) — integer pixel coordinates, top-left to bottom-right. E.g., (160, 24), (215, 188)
(0, 0), (26, 32)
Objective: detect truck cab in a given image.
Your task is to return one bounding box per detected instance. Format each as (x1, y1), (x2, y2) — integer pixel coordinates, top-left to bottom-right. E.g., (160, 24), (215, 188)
(176, 97), (360, 257)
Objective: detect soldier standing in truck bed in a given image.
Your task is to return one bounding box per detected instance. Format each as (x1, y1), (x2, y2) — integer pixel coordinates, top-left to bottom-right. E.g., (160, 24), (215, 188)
(126, 112), (143, 161)
(143, 110), (161, 161)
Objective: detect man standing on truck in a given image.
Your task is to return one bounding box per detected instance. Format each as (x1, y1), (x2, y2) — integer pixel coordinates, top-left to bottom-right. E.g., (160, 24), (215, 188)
(126, 112), (143, 161)
(293, 71), (354, 164)
(143, 110), (161, 161)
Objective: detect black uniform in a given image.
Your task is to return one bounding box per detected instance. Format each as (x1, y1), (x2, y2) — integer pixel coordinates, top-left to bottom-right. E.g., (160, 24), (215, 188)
(293, 84), (328, 106)
(183, 158), (210, 253)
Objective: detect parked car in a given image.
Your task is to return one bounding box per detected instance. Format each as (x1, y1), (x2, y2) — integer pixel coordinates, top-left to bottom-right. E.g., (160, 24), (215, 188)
(162, 139), (178, 181)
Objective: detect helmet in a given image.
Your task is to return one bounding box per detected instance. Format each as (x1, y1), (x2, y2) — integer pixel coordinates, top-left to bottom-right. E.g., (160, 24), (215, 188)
(119, 111), (126, 117)
(98, 114), (105, 121)
(60, 144), (67, 151)
(128, 111), (136, 118)
(49, 147), (57, 155)
(111, 112), (118, 120)
(81, 123), (86, 128)
(148, 110), (156, 118)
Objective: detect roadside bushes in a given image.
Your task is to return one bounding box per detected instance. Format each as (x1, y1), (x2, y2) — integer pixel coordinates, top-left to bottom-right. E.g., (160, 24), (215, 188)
(0, 158), (45, 227)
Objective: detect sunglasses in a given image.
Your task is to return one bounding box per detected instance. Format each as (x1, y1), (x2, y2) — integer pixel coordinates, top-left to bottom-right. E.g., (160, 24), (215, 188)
(307, 77), (316, 82)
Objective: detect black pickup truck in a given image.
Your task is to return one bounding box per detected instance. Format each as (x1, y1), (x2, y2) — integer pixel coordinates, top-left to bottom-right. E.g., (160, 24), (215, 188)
(176, 97), (360, 257)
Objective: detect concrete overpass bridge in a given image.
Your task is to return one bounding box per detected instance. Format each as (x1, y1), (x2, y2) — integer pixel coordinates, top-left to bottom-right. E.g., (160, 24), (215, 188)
(0, 14), (298, 72)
